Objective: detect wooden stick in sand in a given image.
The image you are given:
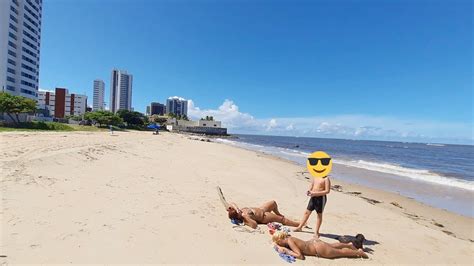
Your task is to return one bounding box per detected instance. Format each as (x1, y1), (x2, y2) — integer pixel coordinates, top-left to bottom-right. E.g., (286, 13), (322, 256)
(216, 186), (230, 209)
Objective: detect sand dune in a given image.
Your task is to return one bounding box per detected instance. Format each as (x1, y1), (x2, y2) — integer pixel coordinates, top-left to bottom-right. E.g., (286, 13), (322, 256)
(0, 131), (472, 264)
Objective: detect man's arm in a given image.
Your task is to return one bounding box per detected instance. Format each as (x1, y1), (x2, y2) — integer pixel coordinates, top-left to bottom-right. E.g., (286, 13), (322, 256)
(308, 178), (314, 191)
(310, 178), (331, 197)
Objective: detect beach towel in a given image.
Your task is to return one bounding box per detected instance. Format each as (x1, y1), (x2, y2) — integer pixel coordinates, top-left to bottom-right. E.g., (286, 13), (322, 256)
(267, 222), (290, 235)
(274, 246), (296, 263)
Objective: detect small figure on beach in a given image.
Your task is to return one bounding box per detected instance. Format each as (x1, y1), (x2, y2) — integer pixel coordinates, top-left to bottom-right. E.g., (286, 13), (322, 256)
(294, 151), (332, 238)
(109, 125), (114, 135)
(227, 200), (300, 229)
(272, 231), (368, 260)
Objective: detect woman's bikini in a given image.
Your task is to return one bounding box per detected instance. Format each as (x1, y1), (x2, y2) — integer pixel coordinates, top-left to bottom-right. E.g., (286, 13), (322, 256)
(241, 207), (259, 220)
(302, 238), (322, 257)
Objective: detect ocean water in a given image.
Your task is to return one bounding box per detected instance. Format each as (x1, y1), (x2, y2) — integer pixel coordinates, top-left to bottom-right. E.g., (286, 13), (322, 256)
(215, 134), (474, 217)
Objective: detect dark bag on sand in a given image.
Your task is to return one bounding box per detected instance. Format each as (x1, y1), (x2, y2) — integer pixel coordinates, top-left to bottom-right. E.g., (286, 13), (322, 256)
(338, 234), (365, 249)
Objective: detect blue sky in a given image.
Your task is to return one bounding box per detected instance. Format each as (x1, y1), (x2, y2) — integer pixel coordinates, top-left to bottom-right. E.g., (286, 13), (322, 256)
(39, 0), (472, 143)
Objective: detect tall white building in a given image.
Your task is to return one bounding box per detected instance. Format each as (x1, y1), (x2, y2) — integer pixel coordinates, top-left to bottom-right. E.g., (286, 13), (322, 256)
(0, 0), (43, 100)
(110, 69), (132, 113)
(166, 96), (188, 116)
(93, 79), (105, 111)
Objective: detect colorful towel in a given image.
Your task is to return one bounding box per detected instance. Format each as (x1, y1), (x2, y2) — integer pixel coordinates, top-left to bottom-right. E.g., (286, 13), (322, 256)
(230, 218), (242, 225)
(274, 246), (296, 263)
(267, 222), (290, 235)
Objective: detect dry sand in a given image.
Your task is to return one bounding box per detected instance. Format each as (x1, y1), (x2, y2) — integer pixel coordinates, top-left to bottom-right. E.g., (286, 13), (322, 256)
(0, 131), (473, 264)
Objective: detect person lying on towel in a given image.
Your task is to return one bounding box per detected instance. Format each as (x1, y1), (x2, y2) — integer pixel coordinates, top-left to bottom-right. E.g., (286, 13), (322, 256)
(272, 231), (368, 260)
(227, 200), (300, 229)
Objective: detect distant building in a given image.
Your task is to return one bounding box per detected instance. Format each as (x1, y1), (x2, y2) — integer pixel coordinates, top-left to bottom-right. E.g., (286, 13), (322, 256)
(149, 102), (165, 116)
(166, 119), (227, 135)
(166, 96), (188, 116)
(146, 106), (151, 116)
(0, 0), (43, 100)
(92, 79), (105, 111)
(110, 69), (132, 113)
(37, 88), (87, 118)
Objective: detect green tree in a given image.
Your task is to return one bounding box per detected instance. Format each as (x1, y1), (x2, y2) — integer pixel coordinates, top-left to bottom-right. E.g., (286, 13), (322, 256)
(0, 92), (37, 126)
(66, 114), (81, 121)
(153, 116), (168, 125)
(117, 109), (146, 126)
(84, 110), (123, 127)
(201, 115), (213, 121)
(97, 113), (123, 126)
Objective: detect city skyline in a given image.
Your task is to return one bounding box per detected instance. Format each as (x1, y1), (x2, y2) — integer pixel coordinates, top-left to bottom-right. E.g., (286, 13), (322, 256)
(28, 0), (474, 143)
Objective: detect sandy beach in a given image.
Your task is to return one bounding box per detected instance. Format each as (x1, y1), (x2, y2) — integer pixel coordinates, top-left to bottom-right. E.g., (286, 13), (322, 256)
(1, 131), (473, 264)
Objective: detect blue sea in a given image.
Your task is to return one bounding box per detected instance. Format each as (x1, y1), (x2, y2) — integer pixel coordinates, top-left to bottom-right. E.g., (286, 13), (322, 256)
(216, 134), (474, 217)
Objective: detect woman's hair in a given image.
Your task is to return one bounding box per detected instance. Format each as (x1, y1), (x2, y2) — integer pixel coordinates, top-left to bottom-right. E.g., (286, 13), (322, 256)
(227, 207), (243, 222)
(272, 231), (289, 242)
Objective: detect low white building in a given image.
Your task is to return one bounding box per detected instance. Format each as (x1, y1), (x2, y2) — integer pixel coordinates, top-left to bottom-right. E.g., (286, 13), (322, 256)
(37, 88), (87, 118)
(176, 120), (222, 128)
(166, 119), (226, 135)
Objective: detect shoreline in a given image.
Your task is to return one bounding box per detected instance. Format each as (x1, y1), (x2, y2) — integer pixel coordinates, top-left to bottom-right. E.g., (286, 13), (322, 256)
(1, 131), (472, 263)
(209, 138), (473, 242)
(213, 135), (474, 218)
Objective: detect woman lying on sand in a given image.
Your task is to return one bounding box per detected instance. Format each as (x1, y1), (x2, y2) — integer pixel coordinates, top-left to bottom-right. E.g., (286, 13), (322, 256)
(272, 231), (368, 260)
(227, 200), (300, 229)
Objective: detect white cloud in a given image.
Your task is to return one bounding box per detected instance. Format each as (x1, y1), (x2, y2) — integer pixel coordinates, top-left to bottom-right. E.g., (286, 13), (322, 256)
(188, 99), (259, 130)
(266, 119), (278, 131)
(187, 99), (473, 144)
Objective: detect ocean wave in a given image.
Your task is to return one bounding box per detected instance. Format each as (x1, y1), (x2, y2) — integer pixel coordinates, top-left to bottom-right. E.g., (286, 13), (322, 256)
(215, 138), (473, 191)
(214, 138), (264, 148)
(426, 143), (446, 147)
(335, 159), (474, 191)
(214, 138), (237, 145)
(279, 150), (308, 158)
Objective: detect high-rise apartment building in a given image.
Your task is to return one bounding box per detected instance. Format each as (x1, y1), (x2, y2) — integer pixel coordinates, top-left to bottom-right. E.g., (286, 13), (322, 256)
(149, 102), (165, 116)
(110, 69), (132, 113)
(93, 79), (105, 111)
(166, 96), (188, 116)
(0, 0), (43, 100)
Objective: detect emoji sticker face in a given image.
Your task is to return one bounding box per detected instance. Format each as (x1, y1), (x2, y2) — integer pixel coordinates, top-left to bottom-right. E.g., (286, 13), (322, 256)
(307, 151), (332, 179)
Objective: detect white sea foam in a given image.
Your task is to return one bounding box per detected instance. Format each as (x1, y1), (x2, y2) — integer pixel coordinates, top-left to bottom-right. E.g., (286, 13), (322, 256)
(214, 138), (473, 191)
(426, 143), (446, 147)
(334, 159), (474, 191)
(279, 150), (308, 158)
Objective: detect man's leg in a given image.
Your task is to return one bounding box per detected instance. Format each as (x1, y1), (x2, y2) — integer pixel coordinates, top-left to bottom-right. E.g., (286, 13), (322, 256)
(314, 212), (323, 238)
(293, 210), (311, 231)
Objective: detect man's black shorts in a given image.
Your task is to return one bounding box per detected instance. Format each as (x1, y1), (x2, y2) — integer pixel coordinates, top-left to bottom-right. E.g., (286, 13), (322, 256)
(307, 195), (327, 213)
